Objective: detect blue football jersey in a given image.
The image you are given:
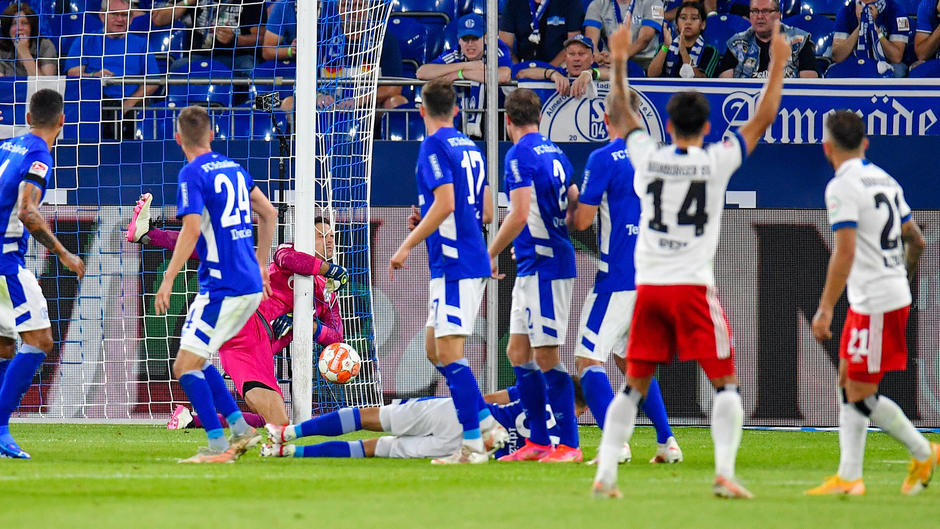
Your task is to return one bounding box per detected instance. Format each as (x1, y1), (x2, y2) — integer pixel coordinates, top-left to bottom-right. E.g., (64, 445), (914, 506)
(504, 132), (576, 280)
(0, 133), (52, 274)
(579, 137), (641, 293)
(415, 127), (491, 280)
(176, 152), (263, 298)
(488, 385), (561, 458)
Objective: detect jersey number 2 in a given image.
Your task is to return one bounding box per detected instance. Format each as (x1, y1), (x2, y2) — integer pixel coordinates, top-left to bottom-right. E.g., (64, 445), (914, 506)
(216, 172), (251, 228)
(646, 179), (708, 236)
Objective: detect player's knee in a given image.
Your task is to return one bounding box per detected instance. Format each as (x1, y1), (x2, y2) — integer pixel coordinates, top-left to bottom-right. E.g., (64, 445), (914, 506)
(575, 356), (602, 375)
(22, 330), (53, 354)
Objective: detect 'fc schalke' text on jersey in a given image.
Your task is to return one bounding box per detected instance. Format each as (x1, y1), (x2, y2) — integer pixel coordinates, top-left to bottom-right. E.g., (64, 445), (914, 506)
(504, 132), (576, 280)
(579, 137), (641, 293)
(0, 133), (52, 274)
(627, 129), (747, 286)
(825, 158), (913, 314)
(415, 127), (491, 280)
(177, 152), (263, 298)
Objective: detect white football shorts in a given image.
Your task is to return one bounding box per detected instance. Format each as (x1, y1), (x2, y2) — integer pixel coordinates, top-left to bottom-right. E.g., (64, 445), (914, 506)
(374, 397), (463, 458)
(425, 276), (485, 338)
(179, 292), (262, 359)
(574, 288), (637, 362)
(509, 274), (573, 348)
(0, 266), (51, 339)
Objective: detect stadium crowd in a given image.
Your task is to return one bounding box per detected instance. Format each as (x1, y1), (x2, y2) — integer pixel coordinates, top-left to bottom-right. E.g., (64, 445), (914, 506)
(0, 0), (937, 141)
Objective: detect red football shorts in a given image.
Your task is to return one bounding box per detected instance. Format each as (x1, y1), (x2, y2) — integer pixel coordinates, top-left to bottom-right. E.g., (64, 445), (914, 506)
(840, 305), (910, 384)
(219, 315), (281, 397)
(625, 284), (735, 380)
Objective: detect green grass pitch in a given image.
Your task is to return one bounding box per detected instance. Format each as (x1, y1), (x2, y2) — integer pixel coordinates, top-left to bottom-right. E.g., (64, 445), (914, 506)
(0, 424), (937, 529)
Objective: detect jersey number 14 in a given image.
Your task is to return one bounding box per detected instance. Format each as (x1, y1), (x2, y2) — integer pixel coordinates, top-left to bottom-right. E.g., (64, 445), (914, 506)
(646, 179), (708, 236)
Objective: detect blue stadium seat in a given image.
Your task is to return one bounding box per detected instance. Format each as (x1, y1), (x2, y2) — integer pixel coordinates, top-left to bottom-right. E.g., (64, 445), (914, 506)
(703, 14), (749, 55)
(224, 104), (291, 140)
(168, 60), (234, 107)
(58, 12), (103, 58)
(628, 60), (646, 77)
(136, 108), (175, 140)
(380, 109), (426, 141)
(458, 0), (485, 15)
(800, 0), (848, 15)
(148, 25), (190, 70)
(390, 0), (457, 23)
(252, 59), (296, 98)
(388, 15), (431, 63)
(783, 13), (834, 58)
(908, 59), (940, 78)
(825, 57), (882, 77)
(441, 18), (460, 53)
(779, 0), (801, 17)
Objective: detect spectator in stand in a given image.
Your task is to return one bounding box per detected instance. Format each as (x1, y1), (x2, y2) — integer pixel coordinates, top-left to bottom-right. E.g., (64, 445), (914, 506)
(0, 4), (57, 77)
(499, 0), (584, 65)
(515, 35), (609, 97)
(914, 0), (940, 63)
(718, 0), (817, 77)
(65, 0), (160, 139)
(831, 0), (908, 76)
(417, 14), (511, 137)
(261, 0), (295, 62)
(151, 0), (265, 74)
(648, 1), (718, 77)
(584, 0), (665, 70)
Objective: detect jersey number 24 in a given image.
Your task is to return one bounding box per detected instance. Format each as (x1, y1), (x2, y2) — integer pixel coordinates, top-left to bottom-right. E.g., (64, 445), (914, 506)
(216, 171), (251, 228)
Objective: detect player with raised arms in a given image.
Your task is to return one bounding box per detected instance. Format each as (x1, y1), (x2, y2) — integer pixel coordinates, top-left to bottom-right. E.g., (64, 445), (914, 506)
(389, 79), (508, 464)
(567, 89), (682, 465)
(591, 19), (787, 498)
(127, 200), (347, 428)
(487, 88), (581, 463)
(0, 89), (85, 459)
(260, 379), (587, 460)
(805, 110), (937, 496)
(155, 105), (277, 463)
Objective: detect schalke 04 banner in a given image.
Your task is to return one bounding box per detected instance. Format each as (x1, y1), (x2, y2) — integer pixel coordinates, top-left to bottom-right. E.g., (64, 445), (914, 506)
(522, 78), (940, 144)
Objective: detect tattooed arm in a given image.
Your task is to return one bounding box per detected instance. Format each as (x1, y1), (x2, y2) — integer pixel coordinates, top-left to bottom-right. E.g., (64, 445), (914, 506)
(17, 182), (84, 278)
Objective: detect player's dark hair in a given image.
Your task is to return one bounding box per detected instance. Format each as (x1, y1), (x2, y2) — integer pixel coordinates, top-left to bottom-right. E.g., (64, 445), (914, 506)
(570, 375), (587, 410)
(666, 91), (710, 139)
(28, 88), (64, 129)
(825, 110), (865, 151)
(678, 1), (707, 21)
(313, 215), (329, 226)
(421, 79), (458, 119)
(177, 105), (212, 147)
(505, 88), (542, 127)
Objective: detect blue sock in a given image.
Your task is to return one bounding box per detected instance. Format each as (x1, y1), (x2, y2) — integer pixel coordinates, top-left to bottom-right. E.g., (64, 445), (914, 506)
(544, 364), (579, 449)
(513, 361), (551, 446)
(296, 440), (364, 458)
(179, 370), (227, 450)
(642, 377), (674, 444)
(0, 358), (10, 389)
(201, 363), (249, 436)
(297, 407), (361, 438)
(0, 345), (45, 428)
(440, 362), (491, 426)
(442, 359), (483, 441)
(579, 365), (614, 429)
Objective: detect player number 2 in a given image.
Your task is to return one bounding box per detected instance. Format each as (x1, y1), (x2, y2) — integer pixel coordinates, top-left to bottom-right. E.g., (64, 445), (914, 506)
(553, 159), (568, 212)
(873, 192), (900, 251)
(460, 151), (485, 205)
(216, 171), (251, 228)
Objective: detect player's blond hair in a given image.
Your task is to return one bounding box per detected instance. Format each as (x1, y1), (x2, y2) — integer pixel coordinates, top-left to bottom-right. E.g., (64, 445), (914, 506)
(176, 106), (212, 148)
(605, 89), (640, 130)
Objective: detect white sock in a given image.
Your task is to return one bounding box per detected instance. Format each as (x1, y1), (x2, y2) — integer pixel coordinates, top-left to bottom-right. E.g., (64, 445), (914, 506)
(463, 437), (484, 453)
(479, 414), (496, 430)
(837, 402), (868, 481)
(711, 387), (743, 480)
(868, 395), (931, 461)
(594, 387), (640, 486)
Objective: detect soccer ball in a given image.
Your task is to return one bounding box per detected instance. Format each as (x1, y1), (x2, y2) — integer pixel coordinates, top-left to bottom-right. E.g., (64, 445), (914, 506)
(318, 342), (361, 384)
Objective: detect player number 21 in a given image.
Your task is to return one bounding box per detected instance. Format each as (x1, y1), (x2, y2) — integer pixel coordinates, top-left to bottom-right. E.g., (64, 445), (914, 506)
(216, 171), (251, 228)
(460, 151), (485, 205)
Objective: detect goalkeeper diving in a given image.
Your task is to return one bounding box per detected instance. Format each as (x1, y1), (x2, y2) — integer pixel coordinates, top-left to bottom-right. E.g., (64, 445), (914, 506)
(127, 194), (348, 427)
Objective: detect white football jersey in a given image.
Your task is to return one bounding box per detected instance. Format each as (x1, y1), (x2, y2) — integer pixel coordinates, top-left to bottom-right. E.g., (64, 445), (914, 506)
(825, 158), (912, 314)
(626, 129), (746, 286)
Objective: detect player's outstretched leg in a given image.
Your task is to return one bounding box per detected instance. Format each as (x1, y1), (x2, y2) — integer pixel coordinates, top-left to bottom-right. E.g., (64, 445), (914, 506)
(266, 407), (362, 445)
(541, 365), (582, 463)
(0, 344), (46, 459)
(644, 378), (682, 464)
(126, 193), (152, 243)
(861, 394), (939, 495)
(592, 382), (643, 498)
(806, 390), (868, 496)
(710, 383), (753, 499)
(262, 440), (367, 458)
(200, 361), (260, 456)
(433, 358), (489, 464)
(434, 361), (508, 454)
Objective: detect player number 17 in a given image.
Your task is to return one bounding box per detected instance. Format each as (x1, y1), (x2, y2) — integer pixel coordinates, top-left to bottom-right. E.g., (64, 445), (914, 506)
(461, 151), (486, 205)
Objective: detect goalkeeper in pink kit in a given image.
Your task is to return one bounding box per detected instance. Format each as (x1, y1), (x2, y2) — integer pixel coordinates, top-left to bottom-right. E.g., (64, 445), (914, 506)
(127, 193), (347, 426)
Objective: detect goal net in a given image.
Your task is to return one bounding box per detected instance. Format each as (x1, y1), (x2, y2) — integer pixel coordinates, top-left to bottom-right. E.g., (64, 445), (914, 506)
(4, 0), (386, 421)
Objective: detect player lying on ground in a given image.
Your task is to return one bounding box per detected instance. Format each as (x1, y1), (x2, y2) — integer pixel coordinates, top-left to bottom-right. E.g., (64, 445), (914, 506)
(805, 110), (937, 497)
(260, 379), (588, 459)
(128, 196), (347, 427)
(155, 105), (277, 463)
(568, 84), (681, 465)
(592, 20), (786, 498)
(0, 90), (85, 459)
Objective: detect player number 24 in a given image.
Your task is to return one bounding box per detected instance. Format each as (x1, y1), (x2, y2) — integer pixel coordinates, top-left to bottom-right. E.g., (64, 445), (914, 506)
(216, 171), (251, 228)
(646, 178), (708, 236)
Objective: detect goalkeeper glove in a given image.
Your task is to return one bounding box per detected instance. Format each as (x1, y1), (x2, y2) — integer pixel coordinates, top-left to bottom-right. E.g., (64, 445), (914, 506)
(271, 313), (293, 340)
(324, 262), (349, 289)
